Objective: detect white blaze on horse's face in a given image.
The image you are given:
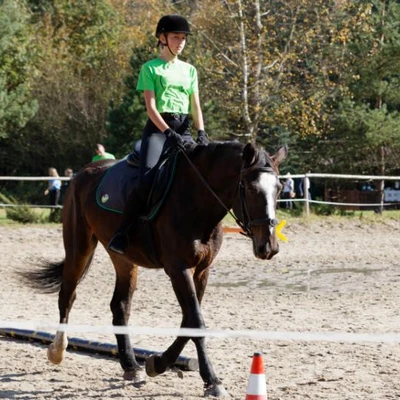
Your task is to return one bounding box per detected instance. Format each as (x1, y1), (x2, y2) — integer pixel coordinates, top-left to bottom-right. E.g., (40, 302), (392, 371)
(259, 172), (279, 231)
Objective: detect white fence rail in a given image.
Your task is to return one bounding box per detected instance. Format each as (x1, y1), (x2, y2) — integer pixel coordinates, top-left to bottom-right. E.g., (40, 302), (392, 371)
(285, 173), (400, 215)
(1, 174), (400, 216)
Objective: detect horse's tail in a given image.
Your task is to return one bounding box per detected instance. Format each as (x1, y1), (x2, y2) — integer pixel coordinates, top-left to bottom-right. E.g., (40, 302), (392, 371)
(20, 254), (95, 294)
(19, 259), (65, 294)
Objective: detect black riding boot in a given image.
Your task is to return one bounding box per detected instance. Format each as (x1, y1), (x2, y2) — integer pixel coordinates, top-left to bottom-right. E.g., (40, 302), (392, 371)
(108, 185), (148, 255)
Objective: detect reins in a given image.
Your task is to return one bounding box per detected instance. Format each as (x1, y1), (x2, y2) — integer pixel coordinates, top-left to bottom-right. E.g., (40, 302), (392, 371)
(178, 145), (277, 238)
(178, 146), (250, 235)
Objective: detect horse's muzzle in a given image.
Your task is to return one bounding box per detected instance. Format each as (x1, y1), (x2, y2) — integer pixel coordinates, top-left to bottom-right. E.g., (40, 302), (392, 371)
(253, 237), (279, 260)
(247, 222), (280, 260)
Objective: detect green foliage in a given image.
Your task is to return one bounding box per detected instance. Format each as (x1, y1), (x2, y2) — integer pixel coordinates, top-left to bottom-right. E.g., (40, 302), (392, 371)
(190, 0), (357, 145)
(6, 0), (131, 175)
(6, 205), (42, 223)
(49, 0), (121, 71)
(0, 192), (43, 223)
(48, 207), (62, 223)
(325, 0), (400, 175)
(106, 45), (154, 154)
(26, 0), (53, 13)
(0, 0), (39, 142)
(312, 202), (337, 216)
(2, 0), (400, 181)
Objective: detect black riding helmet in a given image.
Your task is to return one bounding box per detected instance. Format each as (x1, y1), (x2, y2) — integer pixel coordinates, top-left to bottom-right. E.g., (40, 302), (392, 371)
(155, 14), (191, 38)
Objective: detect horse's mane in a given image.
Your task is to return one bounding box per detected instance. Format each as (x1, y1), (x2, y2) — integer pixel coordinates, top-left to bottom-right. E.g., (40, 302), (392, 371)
(185, 141), (275, 173)
(187, 140), (243, 161)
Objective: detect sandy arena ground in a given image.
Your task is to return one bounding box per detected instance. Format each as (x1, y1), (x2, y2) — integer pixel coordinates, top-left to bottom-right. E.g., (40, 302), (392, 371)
(0, 218), (400, 399)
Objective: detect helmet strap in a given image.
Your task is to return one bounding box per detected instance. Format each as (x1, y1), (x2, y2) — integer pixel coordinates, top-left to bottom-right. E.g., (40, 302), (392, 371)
(160, 34), (177, 57)
(165, 34), (177, 57)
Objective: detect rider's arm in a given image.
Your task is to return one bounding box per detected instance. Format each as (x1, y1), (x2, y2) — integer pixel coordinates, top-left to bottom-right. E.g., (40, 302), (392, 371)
(190, 92), (204, 131)
(143, 90), (170, 133)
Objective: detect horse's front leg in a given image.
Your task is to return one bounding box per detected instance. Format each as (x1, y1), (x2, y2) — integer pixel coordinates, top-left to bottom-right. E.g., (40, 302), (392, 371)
(145, 267), (228, 397)
(110, 259), (145, 386)
(145, 267), (209, 375)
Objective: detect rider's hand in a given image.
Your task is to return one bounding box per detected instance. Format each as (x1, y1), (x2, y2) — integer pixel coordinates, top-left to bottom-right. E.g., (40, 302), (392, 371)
(196, 129), (210, 146)
(164, 128), (184, 147)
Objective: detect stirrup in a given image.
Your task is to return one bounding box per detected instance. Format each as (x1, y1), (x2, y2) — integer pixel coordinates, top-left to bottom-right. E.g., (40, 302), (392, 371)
(108, 233), (128, 255)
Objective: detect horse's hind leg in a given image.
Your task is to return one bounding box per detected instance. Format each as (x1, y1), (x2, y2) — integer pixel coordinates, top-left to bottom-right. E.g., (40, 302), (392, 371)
(109, 254), (145, 386)
(48, 232), (98, 365)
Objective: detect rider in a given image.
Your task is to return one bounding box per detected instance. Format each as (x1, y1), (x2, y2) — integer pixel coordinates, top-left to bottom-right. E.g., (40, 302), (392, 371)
(108, 14), (209, 255)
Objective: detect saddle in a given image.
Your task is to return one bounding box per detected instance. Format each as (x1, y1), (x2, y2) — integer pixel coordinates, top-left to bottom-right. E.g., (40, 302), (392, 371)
(96, 144), (179, 220)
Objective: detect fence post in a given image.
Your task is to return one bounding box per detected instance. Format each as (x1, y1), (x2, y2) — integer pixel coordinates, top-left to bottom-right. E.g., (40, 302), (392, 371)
(304, 175), (310, 217)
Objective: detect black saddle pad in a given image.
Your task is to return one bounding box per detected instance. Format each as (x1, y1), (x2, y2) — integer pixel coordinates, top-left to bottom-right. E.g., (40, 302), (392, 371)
(96, 159), (139, 214)
(96, 150), (179, 217)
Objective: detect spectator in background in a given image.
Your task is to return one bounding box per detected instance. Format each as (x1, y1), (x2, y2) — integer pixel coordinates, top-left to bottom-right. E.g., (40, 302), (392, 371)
(282, 172), (295, 209)
(92, 144), (115, 162)
(60, 168), (73, 204)
(44, 167), (61, 208)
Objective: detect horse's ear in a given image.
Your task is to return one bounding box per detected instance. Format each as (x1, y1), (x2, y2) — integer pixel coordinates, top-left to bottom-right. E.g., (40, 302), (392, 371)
(271, 145), (288, 167)
(243, 143), (257, 167)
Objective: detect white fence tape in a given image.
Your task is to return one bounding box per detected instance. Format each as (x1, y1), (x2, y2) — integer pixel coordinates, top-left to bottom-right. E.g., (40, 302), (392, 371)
(0, 320), (399, 344)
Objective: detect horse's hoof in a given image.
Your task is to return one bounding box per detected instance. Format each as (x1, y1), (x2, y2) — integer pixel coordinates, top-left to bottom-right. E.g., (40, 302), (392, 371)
(123, 367), (146, 387)
(47, 343), (65, 365)
(145, 354), (166, 377)
(204, 383), (229, 398)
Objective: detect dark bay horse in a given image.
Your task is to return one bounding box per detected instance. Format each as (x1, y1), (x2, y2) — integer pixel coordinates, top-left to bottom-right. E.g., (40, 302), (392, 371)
(23, 141), (287, 397)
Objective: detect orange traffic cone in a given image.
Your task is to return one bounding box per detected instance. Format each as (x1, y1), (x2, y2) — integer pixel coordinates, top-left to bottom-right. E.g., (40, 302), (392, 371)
(245, 352), (267, 400)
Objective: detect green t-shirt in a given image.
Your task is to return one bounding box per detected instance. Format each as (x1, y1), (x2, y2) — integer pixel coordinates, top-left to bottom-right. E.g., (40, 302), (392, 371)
(136, 58), (198, 114)
(92, 152), (115, 162)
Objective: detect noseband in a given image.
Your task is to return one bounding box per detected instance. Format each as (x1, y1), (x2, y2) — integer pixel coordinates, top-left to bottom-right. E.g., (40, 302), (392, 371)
(179, 147), (278, 240)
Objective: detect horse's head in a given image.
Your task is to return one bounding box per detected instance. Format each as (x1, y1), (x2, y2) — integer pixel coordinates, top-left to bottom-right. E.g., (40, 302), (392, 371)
(233, 143), (288, 260)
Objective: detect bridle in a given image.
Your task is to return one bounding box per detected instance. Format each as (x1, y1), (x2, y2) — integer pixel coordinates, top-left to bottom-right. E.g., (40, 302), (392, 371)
(179, 147), (279, 239)
(238, 166), (279, 237)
